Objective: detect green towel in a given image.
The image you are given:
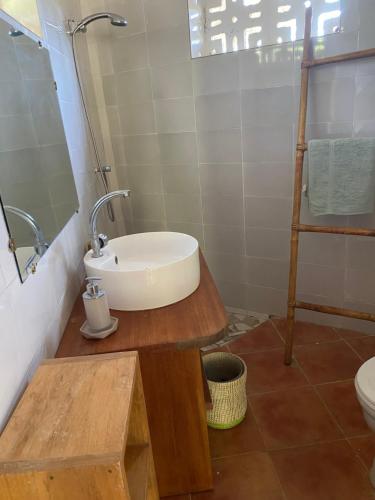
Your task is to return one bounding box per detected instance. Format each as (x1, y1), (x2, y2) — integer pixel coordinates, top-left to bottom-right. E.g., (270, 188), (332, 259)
(308, 138), (375, 216)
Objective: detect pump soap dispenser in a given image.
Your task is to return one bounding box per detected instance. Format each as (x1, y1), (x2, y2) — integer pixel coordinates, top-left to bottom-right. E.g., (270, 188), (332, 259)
(80, 277), (118, 339)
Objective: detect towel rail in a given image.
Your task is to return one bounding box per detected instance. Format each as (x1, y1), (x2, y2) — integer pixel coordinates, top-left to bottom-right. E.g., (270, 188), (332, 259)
(303, 47), (375, 68)
(294, 302), (375, 323)
(284, 7), (375, 365)
(295, 224), (375, 237)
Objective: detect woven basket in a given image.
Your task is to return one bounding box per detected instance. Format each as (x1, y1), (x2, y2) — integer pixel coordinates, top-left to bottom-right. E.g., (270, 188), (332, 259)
(202, 351), (247, 429)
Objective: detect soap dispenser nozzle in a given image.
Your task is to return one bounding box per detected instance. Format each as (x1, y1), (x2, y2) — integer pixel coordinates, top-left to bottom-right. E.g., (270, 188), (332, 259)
(85, 276), (103, 298)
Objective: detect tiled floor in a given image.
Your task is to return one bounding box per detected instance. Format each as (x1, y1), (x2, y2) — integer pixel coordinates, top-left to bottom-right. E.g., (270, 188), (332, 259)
(167, 319), (375, 500)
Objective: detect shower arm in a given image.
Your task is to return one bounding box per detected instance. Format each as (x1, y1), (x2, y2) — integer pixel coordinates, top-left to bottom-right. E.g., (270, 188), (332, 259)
(67, 13), (127, 35)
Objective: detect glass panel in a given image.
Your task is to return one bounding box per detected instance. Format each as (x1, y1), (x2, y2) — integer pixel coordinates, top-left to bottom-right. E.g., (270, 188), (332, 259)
(0, 17), (79, 282)
(188, 0), (342, 58)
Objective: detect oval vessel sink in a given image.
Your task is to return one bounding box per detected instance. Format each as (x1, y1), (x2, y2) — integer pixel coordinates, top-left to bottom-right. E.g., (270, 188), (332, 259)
(84, 232), (200, 311)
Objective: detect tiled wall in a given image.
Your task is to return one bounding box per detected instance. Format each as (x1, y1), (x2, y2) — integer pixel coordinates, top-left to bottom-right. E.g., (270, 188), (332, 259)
(0, 0), (126, 429)
(100, 0), (375, 332)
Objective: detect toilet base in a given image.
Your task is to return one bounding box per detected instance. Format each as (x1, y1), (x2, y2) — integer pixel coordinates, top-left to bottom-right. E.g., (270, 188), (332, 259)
(370, 458), (375, 488)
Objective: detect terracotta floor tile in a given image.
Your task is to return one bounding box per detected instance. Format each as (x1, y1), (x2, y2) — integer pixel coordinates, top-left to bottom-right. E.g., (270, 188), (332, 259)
(336, 328), (372, 340)
(295, 341), (362, 384)
(242, 349), (308, 395)
(349, 435), (375, 470)
(192, 452), (284, 500)
(250, 386), (342, 449)
(317, 380), (369, 437)
(347, 337), (375, 362)
(228, 321), (284, 354)
(208, 404), (264, 458)
(273, 318), (340, 345)
(271, 440), (374, 500)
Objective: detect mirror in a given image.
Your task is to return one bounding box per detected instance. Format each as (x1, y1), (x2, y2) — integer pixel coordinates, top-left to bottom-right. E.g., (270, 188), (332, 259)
(0, 16), (79, 282)
(0, 0), (42, 37)
(188, 0), (342, 58)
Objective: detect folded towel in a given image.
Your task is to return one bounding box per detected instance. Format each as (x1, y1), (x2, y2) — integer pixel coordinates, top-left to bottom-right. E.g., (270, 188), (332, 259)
(307, 138), (375, 216)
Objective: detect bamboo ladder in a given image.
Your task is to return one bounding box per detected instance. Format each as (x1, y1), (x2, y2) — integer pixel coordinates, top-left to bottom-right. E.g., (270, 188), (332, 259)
(284, 6), (375, 365)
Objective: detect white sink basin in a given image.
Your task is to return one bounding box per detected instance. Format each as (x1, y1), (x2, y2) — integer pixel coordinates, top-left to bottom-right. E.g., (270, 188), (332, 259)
(84, 232), (200, 311)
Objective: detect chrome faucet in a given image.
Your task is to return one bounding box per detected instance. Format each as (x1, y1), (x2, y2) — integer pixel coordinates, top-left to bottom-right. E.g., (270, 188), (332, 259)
(89, 190), (131, 258)
(4, 205), (49, 257)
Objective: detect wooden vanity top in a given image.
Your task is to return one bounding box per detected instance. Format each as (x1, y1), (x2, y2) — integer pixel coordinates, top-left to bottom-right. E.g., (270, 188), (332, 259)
(56, 253), (228, 358)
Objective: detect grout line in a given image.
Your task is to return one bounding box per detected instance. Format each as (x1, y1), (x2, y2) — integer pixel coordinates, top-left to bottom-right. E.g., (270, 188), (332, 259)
(192, 68), (206, 250)
(246, 399), (266, 449)
(266, 450), (289, 500)
(289, 349), (314, 385)
(236, 53), (249, 312)
(229, 346), (287, 356)
(267, 437), (352, 454)
(295, 338), (358, 347)
(346, 444), (371, 476)
(345, 435), (373, 473)
(333, 326), (372, 340)
(311, 384), (347, 438)
(240, 401), (291, 499)
(142, 2), (168, 231)
(248, 378), (364, 398)
(269, 318), (288, 344)
(247, 384), (310, 398)
(340, 335), (366, 361)
(313, 377), (355, 387)
(211, 432), (372, 460)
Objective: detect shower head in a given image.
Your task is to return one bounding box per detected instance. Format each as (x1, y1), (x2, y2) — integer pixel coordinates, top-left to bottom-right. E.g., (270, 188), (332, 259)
(8, 27), (23, 37)
(70, 12), (127, 35)
(110, 15), (128, 27)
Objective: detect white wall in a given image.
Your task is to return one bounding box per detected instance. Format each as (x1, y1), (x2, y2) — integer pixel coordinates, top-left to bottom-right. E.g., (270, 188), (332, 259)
(0, 0), (122, 429)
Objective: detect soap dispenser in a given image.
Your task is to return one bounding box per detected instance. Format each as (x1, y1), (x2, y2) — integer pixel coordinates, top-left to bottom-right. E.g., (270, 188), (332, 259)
(80, 277), (118, 339)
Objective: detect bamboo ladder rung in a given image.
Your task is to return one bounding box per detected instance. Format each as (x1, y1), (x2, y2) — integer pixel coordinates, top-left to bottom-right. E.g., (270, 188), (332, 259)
(294, 224), (375, 237)
(284, 6), (375, 366)
(303, 47), (375, 68)
(295, 302), (375, 323)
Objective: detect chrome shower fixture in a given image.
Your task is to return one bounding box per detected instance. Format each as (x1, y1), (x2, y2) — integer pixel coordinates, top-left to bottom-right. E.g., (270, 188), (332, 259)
(68, 12), (127, 35)
(67, 11), (127, 223)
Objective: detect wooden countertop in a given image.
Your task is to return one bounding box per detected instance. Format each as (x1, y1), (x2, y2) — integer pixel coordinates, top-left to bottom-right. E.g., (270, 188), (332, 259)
(56, 253), (228, 358)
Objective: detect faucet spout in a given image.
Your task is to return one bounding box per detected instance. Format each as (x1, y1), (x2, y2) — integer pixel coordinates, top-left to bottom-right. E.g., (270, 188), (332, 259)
(89, 190), (131, 258)
(3, 205), (49, 257)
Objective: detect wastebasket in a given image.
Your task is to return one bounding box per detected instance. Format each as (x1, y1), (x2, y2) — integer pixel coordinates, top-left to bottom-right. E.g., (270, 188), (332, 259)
(202, 351), (247, 429)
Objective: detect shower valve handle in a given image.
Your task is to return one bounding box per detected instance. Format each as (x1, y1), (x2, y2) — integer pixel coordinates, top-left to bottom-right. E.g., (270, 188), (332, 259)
(95, 165), (112, 173)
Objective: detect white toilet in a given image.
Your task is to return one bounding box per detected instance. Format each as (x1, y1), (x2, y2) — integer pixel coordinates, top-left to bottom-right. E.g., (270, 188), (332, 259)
(355, 356), (375, 487)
